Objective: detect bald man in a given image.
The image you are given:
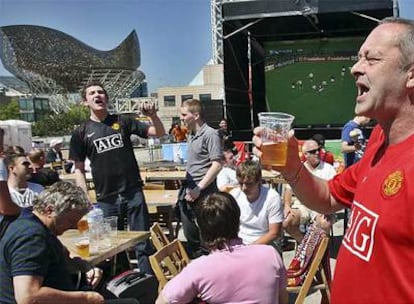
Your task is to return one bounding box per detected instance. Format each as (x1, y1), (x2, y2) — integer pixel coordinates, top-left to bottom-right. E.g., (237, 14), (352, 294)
(283, 139), (337, 242)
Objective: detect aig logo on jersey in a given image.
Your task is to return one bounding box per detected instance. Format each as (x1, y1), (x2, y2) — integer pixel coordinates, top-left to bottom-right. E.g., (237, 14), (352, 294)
(343, 201), (379, 262)
(93, 133), (124, 153)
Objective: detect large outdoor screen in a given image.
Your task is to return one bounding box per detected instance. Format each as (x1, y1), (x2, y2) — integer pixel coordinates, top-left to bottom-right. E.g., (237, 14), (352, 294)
(264, 37), (365, 127)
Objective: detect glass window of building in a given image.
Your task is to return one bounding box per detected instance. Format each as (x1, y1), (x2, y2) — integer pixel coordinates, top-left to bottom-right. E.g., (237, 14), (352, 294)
(19, 98), (33, 111)
(164, 95), (176, 107)
(199, 94), (211, 102)
(181, 94), (193, 102)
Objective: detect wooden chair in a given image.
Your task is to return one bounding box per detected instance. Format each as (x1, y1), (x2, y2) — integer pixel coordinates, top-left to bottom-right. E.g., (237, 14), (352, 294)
(150, 222), (170, 251)
(287, 235), (331, 304)
(150, 222), (176, 282)
(149, 239), (190, 292)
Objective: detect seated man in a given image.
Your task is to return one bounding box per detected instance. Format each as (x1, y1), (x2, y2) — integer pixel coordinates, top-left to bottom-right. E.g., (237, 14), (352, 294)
(216, 140), (239, 192)
(0, 181), (104, 303)
(4, 152), (44, 208)
(28, 148), (61, 186)
(47, 138), (73, 173)
(46, 138), (64, 163)
(156, 192), (288, 304)
(230, 160), (284, 254)
(311, 133), (335, 165)
(283, 139), (337, 243)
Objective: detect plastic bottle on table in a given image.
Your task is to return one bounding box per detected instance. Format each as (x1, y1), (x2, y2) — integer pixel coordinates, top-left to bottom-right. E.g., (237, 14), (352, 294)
(87, 205), (104, 253)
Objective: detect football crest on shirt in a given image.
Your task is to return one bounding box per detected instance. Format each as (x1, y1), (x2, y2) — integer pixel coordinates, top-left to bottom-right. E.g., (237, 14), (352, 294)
(382, 170), (403, 197)
(111, 122), (120, 130)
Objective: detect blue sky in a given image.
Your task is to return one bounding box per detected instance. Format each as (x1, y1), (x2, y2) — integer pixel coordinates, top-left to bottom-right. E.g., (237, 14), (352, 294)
(0, 0), (212, 92)
(0, 0), (413, 93)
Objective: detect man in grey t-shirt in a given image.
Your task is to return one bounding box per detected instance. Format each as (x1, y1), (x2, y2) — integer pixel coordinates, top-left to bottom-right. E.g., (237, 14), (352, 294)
(178, 99), (223, 258)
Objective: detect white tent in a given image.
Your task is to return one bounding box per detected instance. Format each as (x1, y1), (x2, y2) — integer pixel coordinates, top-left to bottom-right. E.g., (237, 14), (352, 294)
(0, 120), (32, 152)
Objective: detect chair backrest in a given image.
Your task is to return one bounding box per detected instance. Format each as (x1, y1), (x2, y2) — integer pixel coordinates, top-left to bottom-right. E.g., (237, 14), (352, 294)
(149, 239), (190, 291)
(150, 222), (170, 251)
(287, 231), (331, 304)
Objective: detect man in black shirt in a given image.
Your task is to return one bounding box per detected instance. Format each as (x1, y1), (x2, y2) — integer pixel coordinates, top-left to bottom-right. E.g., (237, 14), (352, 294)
(69, 81), (165, 274)
(28, 148), (60, 186)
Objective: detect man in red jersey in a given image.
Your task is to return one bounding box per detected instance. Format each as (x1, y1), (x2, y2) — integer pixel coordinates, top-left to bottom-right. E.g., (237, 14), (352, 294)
(253, 17), (414, 303)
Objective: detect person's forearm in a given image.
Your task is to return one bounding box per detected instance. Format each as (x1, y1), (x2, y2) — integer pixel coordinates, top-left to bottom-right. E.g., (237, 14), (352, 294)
(198, 161), (222, 190)
(341, 142), (356, 153)
(74, 168), (88, 195)
(253, 231), (280, 245)
(253, 223), (282, 245)
(283, 188), (293, 209)
(17, 287), (103, 304)
(148, 114), (166, 137)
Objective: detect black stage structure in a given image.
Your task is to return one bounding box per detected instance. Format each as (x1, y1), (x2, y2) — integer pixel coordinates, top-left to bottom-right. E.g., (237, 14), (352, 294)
(222, 0), (395, 140)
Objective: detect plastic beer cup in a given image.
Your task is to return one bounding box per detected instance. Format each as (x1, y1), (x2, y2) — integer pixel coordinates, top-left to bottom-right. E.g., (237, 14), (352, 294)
(75, 237), (90, 258)
(258, 112), (295, 167)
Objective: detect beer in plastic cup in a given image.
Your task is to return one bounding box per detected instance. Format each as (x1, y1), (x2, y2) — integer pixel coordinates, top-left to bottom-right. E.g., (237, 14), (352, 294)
(77, 217), (89, 234)
(75, 237), (90, 258)
(258, 112), (295, 167)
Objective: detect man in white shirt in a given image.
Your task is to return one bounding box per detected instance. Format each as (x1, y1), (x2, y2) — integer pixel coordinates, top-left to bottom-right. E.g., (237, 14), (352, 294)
(216, 141), (239, 192)
(230, 160), (284, 254)
(283, 139), (337, 243)
(4, 153), (43, 208)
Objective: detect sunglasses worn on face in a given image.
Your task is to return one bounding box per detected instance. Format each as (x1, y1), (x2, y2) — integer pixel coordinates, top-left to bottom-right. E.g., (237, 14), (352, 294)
(304, 148), (320, 155)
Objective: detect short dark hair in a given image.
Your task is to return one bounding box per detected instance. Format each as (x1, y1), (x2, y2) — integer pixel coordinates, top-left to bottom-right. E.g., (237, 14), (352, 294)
(4, 152), (26, 168)
(311, 133), (325, 147)
(196, 192), (240, 250)
(81, 81), (108, 100)
(236, 160), (262, 182)
(223, 139), (237, 155)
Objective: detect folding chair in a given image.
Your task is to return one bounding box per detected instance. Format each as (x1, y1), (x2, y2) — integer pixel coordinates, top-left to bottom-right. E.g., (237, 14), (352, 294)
(287, 228), (331, 304)
(149, 239), (190, 292)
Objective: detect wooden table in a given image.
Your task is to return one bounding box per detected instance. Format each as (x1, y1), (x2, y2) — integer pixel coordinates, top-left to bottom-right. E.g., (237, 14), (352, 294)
(142, 170), (186, 182)
(142, 169), (286, 184)
(144, 189), (178, 239)
(59, 229), (150, 266)
(144, 189), (178, 211)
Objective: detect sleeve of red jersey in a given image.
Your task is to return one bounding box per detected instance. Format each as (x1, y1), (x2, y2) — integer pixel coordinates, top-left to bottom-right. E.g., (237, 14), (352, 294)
(328, 164), (359, 208)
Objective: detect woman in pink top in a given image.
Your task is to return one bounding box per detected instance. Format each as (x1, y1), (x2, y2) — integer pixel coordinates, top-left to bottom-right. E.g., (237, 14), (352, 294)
(156, 192), (288, 304)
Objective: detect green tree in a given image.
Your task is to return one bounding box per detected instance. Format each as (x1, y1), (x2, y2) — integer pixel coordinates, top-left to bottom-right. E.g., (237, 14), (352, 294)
(32, 104), (89, 136)
(0, 99), (20, 120)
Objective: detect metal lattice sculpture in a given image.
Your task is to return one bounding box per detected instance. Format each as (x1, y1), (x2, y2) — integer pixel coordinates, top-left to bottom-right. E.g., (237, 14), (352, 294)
(0, 25), (145, 113)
